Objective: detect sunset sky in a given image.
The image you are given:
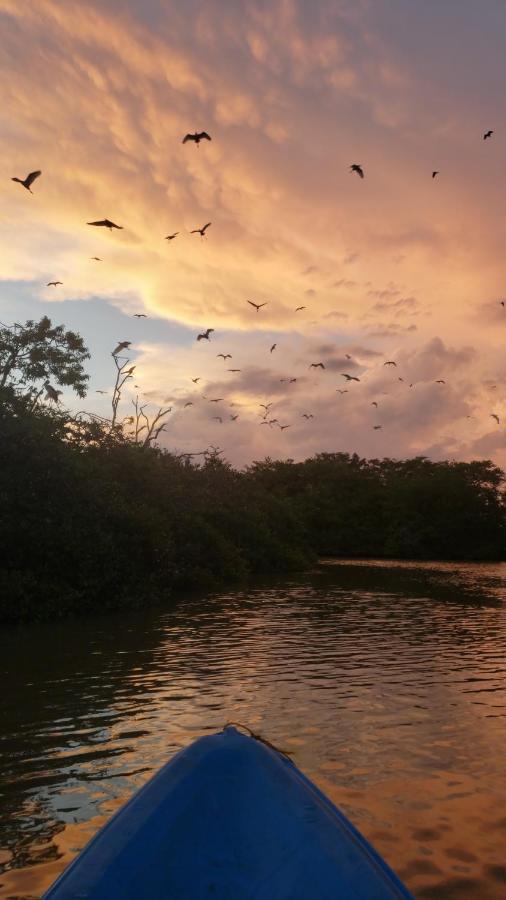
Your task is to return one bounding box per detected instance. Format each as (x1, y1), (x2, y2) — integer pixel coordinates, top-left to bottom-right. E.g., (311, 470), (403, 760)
(2, 0), (506, 466)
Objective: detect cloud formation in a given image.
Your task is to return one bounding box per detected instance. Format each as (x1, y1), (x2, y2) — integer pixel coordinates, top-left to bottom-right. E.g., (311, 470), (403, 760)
(0, 0), (505, 465)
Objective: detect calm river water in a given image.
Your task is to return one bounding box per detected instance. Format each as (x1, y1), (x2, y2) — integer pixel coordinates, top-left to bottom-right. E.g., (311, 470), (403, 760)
(1, 560), (506, 899)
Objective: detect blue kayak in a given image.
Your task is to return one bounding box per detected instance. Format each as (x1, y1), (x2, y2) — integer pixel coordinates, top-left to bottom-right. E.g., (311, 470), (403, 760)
(43, 726), (412, 899)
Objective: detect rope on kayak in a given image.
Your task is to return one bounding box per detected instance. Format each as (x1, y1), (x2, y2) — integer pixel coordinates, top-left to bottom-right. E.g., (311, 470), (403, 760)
(223, 722), (293, 760)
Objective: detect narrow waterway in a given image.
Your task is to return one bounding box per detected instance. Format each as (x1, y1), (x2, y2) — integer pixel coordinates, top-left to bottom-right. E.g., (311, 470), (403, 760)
(1, 560), (506, 898)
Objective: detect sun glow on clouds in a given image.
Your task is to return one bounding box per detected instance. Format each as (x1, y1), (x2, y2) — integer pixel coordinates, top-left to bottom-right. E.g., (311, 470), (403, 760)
(1, 0), (506, 464)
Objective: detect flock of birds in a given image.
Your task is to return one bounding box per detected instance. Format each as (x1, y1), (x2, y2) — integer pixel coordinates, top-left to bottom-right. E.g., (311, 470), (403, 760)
(11, 126), (504, 444)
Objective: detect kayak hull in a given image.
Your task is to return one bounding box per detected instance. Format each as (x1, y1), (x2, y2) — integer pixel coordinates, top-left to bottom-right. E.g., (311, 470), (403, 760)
(42, 726), (412, 899)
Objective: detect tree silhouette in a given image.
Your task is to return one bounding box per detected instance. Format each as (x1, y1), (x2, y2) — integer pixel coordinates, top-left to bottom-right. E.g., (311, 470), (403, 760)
(0, 317), (89, 403)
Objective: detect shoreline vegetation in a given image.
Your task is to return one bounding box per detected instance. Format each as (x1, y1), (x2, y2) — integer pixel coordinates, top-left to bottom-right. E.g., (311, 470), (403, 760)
(1, 317), (505, 624)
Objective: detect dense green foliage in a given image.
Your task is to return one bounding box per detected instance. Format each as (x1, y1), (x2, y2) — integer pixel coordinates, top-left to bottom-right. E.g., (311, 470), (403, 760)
(1, 317), (505, 623)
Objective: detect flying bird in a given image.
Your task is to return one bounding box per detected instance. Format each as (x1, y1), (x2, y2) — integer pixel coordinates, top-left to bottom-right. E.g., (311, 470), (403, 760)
(336, 389), (348, 394)
(270, 344), (277, 353)
(350, 164), (364, 178)
(435, 379), (446, 384)
(191, 377), (201, 383)
(228, 368), (241, 372)
(373, 425), (382, 430)
(87, 219), (123, 230)
(345, 354), (352, 360)
(209, 398), (224, 403)
(230, 414), (239, 421)
(182, 131), (211, 145)
(11, 170), (41, 193)
(95, 390), (108, 394)
(501, 301), (505, 307)
(483, 130), (494, 140)
(260, 403), (273, 412)
(90, 257), (102, 261)
(309, 362), (325, 369)
(295, 306), (306, 312)
(133, 313), (147, 318)
(341, 373), (360, 382)
(491, 413), (500, 424)
(301, 413), (314, 419)
(212, 416), (223, 423)
(44, 381), (61, 403)
(432, 171), (439, 178)
(112, 341), (131, 356)
(217, 353), (232, 360)
(279, 424), (292, 431)
(165, 232), (179, 241)
(46, 281), (62, 287)
(197, 328), (214, 341)
(247, 300), (268, 312)
(371, 401), (378, 408)
(184, 402), (193, 408)
(384, 361), (397, 367)
(191, 222), (211, 237)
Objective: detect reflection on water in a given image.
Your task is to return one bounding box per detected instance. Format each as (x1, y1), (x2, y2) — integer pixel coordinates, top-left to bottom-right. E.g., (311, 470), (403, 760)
(1, 559), (506, 899)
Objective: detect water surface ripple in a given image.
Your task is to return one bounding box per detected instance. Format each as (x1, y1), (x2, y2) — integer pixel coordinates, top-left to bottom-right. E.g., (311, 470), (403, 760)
(1, 560), (506, 898)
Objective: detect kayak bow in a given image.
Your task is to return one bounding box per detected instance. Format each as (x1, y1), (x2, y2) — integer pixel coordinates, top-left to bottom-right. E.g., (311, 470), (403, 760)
(43, 726), (412, 898)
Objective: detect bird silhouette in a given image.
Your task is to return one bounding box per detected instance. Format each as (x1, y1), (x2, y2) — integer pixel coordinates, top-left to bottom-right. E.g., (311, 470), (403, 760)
(270, 344), (277, 353)
(384, 360), (397, 367)
(301, 413), (314, 419)
(209, 398), (224, 403)
(501, 301), (505, 307)
(491, 413), (500, 424)
(217, 353), (232, 360)
(309, 362), (325, 369)
(371, 401), (378, 407)
(184, 402), (193, 408)
(295, 306), (306, 312)
(197, 328), (214, 341)
(435, 379), (446, 384)
(212, 416), (223, 424)
(260, 403), (273, 412)
(341, 373), (360, 382)
(87, 219), (123, 230)
(90, 257), (102, 261)
(483, 130), (494, 140)
(432, 171), (439, 178)
(133, 313), (147, 318)
(95, 390), (108, 394)
(228, 368), (241, 372)
(336, 389), (348, 394)
(46, 281), (62, 287)
(279, 424), (292, 431)
(11, 170), (41, 193)
(182, 131), (211, 145)
(345, 353), (352, 360)
(230, 414), (239, 421)
(191, 377), (201, 383)
(350, 164), (364, 178)
(247, 300), (268, 312)
(165, 232), (179, 241)
(373, 425), (382, 430)
(112, 341), (131, 356)
(191, 222), (211, 237)
(44, 381), (61, 403)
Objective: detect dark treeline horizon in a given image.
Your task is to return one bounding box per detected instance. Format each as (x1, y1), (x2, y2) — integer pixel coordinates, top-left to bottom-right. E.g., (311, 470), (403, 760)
(1, 315), (505, 624)
(2, 394), (505, 624)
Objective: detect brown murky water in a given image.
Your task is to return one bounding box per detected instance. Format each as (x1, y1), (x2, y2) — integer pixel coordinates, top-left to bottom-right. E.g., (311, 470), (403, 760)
(1, 560), (506, 899)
